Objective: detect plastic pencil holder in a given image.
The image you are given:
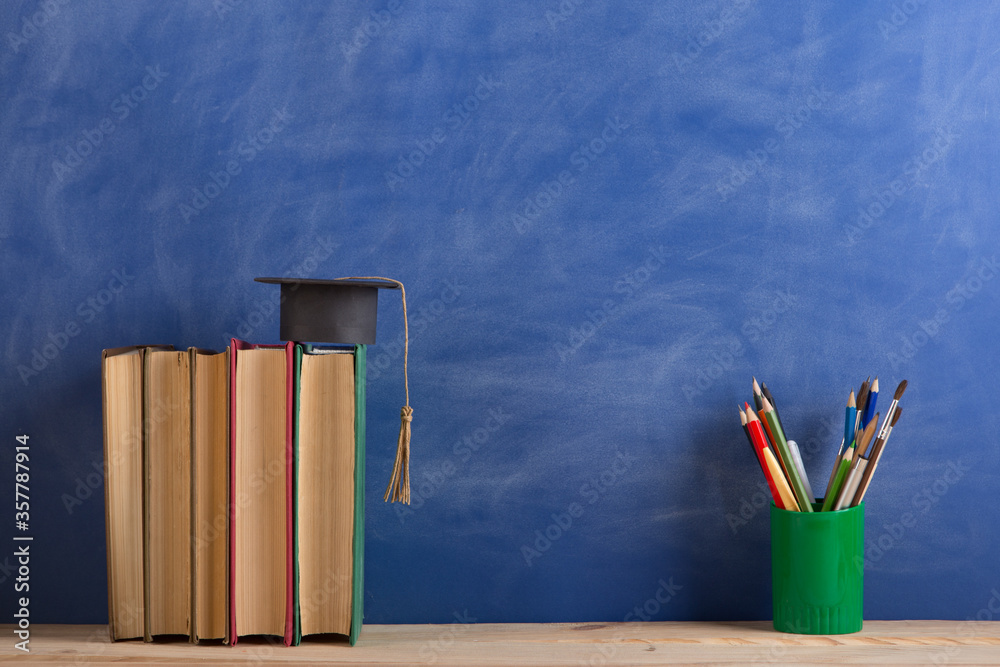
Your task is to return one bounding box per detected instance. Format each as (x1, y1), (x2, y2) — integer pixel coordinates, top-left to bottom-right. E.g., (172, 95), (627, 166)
(770, 501), (864, 635)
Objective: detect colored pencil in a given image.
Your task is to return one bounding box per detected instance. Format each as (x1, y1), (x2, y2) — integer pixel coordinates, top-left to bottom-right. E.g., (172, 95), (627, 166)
(851, 413), (879, 466)
(825, 390), (855, 500)
(761, 396), (813, 512)
(752, 377), (764, 412)
(834, 458), (868, 511)
(757, 396), (784, 470)
(761, 382), (786, 437)
(821, 446), (853, 512)
(844, 390), (857, 447)
(757, 405), (778, 449)
(740, 375), (906, 513)
(763, 447), (800, 512)
(744, 405), (786, 509)
(861, 377), (879, 430)
(739, 405), (761, 473)
(763, 383), (811, 501)
(837, 412), (877, 509)
(788, 440), (813, 503)
(855, 378), (870, 440)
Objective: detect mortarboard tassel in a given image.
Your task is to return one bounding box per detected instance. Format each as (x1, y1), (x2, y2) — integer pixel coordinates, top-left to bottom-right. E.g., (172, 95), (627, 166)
(338, 275), (412, 503)
(386, 405), (412, 504)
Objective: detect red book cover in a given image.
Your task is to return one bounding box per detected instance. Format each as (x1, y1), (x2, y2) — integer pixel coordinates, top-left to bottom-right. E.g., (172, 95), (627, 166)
(228, 339), (295, 646)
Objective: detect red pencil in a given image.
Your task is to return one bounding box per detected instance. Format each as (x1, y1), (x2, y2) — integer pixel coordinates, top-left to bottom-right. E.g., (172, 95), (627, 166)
(743, 404), (785, 509)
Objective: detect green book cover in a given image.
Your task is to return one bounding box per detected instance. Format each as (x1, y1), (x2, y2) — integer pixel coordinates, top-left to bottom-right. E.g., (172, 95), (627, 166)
(291, 344), (303, 645)
(350, 344), (366, 646)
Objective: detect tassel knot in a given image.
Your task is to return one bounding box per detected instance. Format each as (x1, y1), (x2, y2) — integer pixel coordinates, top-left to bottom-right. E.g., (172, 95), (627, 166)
(384, 405), (412, 504)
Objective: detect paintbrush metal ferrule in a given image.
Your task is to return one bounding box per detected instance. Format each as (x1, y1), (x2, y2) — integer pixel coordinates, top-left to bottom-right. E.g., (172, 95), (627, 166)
(876, 401), (899, 441)
(876, 380), (908, 441)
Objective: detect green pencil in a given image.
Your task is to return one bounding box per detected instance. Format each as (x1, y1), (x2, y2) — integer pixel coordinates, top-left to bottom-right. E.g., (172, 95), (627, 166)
(821, 447), (854, 512)
(761, 396), (813, 512)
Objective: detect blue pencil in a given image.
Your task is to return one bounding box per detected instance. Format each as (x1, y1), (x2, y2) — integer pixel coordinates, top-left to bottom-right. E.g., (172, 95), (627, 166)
(824, 390), (857, 501)
(861, 377), (879, 430)
(854, 378), (870, 440)
(844, 390), (857, 448)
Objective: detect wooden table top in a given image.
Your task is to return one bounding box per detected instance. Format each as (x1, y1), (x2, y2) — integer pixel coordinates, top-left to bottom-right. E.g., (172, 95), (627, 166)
(4, 621), (1000, 665)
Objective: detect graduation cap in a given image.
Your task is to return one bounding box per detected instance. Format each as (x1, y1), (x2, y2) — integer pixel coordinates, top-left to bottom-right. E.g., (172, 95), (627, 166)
(255, 275), (412, 504)
(254, 277), (399, 344)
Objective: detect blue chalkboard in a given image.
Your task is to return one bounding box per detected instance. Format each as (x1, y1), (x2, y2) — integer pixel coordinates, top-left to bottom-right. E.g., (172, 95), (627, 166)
(2, 1), (999, 626)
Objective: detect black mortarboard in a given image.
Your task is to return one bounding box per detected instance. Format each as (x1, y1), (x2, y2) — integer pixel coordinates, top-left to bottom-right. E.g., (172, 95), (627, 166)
(254, 275), (413, 504)
(254, 277), (400, 345)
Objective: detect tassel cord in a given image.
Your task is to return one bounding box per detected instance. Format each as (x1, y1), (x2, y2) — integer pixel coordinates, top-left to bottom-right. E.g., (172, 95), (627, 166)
(337, 276), (411, 503)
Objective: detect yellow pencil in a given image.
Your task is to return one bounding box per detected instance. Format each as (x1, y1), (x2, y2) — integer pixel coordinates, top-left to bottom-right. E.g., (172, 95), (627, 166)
(763, 447), (800, 511)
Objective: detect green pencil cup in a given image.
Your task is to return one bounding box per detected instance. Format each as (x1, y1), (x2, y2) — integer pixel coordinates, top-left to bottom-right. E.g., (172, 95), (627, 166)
(770, 502), (864, 635)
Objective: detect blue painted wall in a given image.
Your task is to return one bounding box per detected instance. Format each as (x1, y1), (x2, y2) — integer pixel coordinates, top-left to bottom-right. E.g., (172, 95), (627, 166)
(2, 1), (999, 625)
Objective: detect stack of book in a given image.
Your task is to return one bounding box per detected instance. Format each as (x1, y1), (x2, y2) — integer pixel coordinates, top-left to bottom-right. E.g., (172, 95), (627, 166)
(101, 339), (366, 646)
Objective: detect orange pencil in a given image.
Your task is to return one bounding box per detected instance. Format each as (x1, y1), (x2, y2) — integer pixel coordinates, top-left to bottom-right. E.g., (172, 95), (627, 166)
(744, 405), (787, 510)
(758, 402), (796, 486)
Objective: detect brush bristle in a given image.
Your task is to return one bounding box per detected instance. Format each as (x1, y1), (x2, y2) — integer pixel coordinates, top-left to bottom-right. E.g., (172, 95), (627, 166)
(894, 379), (908, 401)
(891, 407), (902, 426)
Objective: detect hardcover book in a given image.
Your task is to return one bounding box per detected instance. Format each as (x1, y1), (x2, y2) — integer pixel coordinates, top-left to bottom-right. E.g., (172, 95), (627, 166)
(190, 347), (230, 642)
(102, 345), (171, 641)
(143, 348), (192, 640)
(293, 344), (366, 645)
(228, 340), (295, 645)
